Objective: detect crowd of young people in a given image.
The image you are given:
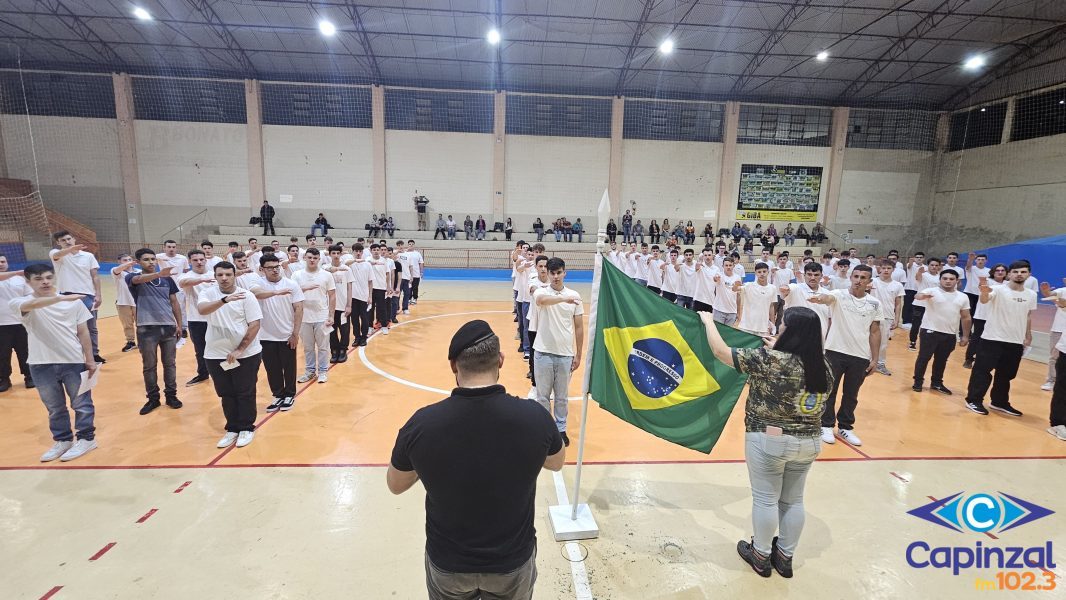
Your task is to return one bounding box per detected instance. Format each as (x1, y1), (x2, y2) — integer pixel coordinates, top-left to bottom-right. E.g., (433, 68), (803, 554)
(0, 231), (425, 461)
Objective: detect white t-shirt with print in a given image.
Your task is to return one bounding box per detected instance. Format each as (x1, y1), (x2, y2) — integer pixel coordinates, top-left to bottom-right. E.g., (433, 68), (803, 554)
(292, 268), (336, 323)
(980, 286), (1037, 345)
(198, 286), (263, 360)
(532, 286), (583, 357)
(49, 249), (99, 295)
(824, 289), (884, 360)
(11, 297), (91, 364)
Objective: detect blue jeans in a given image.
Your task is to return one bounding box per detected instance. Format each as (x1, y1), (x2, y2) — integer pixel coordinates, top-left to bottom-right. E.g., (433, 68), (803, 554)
(311, 224), (326, 236)
(447, 227), (456, 239)
(63, 293), (98, 355)
(745, 431), (820, 556)
(534, 351), (571, 431)
(622, 224), (631, 243)
(675, 295), (693, 309)
(554, 230), (562, 242)
(29, 363), (95, 441)
(518, 302), (531, 352)
(400, 279), (411, 311)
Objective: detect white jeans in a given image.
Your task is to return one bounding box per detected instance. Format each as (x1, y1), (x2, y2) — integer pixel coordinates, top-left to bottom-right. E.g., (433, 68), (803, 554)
(878, 318), (894, 366)
(745, 431), (820, 556)
(300, 322), (329, 374)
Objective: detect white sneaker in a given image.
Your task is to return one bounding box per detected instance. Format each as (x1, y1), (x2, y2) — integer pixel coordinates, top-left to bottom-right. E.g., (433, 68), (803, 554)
(837, 429), (863, 446)
(236, 431), (255, 448)
(527, 386), (537, 400)
(41, 440), (73, 462)
(1041, 381), (1054, 391)
(59, 439), (97, 462)
(1047, 425), (1066, 441)
(382, 327), (389, 335)
(403, 309), (410, 315)
(820, 427), (835, 444)
(317, 373), (328, 384)
(176, 338), (186, 349)
(297, 372), (315, 383)
(217, 432), (238, 448)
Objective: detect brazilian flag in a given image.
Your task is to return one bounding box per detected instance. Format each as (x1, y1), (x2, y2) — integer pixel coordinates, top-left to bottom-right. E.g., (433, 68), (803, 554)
(588, 259), (763, 453)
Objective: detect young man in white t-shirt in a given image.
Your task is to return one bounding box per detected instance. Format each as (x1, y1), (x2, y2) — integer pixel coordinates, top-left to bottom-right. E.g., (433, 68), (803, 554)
(405, 239), (424, 306)
(201, 240), (222, 271)
(347, 243), (374, 348)
(369, 243), (392, 335)
(769, 253), (794, 328)
(674, 248), (698, 309)
(177, 249), (217, 387)
(964, 251), (990, 316)
(908, 257), (942, 351)
(532, 257), (584, 447)
(0, 255), (33, 391)
(809, 264), (883, 446)
(911, 270), (971, 395)
(49, 230), (103, 363)
(196, 261), (263, 449)
(659, 248), (680, 303)
(779, 261), (830, 337)
(158, 239), (190, 335)
(13, 263), (98, 462)
(525, 255), (551, 398)
(515, 247), (536, 358)
(1039, 280), (1066, 391)
(326, 244), (354, 363)
(645, 245), (665, 296)
(964, 260), (1037, 417)
(869, 260), (904, 375)
(964, 263), (1007, 369)
(711, 257), (742, 326)
(292, 248), (336, 384)
(692, 250), (719, 313)
(903, 251), (926, 327)
(111, 254), (139, 353)
(395, 240), (413, 315)
(1047, 292), (1066, 440)
(735, 262), (777, 336)
(251, 253), (304, 412)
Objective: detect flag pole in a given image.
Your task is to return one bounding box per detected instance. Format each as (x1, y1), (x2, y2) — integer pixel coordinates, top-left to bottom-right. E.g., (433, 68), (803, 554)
(547, 189), (606, 541)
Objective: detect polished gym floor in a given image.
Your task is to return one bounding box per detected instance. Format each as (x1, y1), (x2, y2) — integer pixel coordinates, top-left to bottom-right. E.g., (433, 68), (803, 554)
(2, 281), (1063, 599)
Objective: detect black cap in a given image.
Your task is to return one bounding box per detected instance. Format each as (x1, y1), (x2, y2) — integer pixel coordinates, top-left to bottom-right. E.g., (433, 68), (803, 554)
(448, 320), (497, 361)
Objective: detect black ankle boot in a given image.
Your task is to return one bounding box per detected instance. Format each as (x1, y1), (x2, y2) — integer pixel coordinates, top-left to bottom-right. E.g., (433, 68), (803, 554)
(771, 536), (793, 578)
(737, 538), (771, 577)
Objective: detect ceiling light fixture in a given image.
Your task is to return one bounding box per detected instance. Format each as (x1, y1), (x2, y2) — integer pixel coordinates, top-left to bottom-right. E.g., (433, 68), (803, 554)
(963, 55), (986, 71)
(816, 50), (829, 61)
(319, 20), (337, 36)
(980, 107), (986, 112)
(659, 39), (675, 54)
(132, 7), (152, 21)
(487, 29), (501, 45)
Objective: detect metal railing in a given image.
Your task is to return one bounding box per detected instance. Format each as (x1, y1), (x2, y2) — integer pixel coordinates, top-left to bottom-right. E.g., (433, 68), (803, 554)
(158, 208), (210, 245)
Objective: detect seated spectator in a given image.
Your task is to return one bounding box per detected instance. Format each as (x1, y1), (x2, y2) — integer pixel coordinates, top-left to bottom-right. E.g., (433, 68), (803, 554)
(605, 219), (616, 242)
(533, 218), (546, 242)
(447, 215), (457, 240)
(731, 222), (743, 243)
(385, 216), (396, 237)
(505, 218), (514, 241)
(475, 215), (487, 240)
(784, 223), (796, 246)
(741, 223), (753, 240)
(633, 220), (645, 244)
(703, 222), (714, 244)
(553, 218), (563, 242)
(766, 223), (777, 238)
(809, 222), (826, 246)
(648, 220), (660, 244)
(368, 214), (380, 237)
(572, 218), (584, 242)
(464, 215), (474, 240)
(434, 214), (447, 240)
(743, 238), (754, 260)
(312, 213), (331, 236)
(795, 223), (809, 242)
(752, 223), (763, 238)
(685, 221), (696, 244)
(562, 218), (573, 242)
(673, 222), (685, 240)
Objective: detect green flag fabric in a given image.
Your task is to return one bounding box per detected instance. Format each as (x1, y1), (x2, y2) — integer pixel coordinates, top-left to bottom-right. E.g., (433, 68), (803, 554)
(588, 258), (764, 453)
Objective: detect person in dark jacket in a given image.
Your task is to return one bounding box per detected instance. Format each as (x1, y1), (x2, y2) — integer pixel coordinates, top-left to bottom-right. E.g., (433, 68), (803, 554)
(259, 201), (276, 236)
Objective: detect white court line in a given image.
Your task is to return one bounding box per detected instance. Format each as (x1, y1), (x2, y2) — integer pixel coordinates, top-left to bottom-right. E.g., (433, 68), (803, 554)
(357, 309), (586, 400)
(358, 308), (593, 599)
(552, 471), (594, 600)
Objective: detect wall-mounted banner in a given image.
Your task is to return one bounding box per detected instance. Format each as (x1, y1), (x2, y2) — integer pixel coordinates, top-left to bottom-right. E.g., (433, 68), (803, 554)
(736, 164), (822, 222)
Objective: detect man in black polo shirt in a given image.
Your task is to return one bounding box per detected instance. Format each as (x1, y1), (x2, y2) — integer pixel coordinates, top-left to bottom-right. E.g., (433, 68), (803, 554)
(387, 320), (564, 599)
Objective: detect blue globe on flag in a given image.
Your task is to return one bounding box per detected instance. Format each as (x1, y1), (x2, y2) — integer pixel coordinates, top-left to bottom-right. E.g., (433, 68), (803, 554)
(627, 338), (685, 398)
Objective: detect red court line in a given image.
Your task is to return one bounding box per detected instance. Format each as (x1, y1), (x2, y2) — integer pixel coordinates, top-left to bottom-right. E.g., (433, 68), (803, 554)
(39, 586), (63, 600)
(88, 542), (116, 561)
(2, 454), (1066, 471)
(203, 329), (381, 467)
(135, 508), (158, 523)
(889, 471), (910, 483)
(927, 495), (999, 541)
(172, 481), (191, 493)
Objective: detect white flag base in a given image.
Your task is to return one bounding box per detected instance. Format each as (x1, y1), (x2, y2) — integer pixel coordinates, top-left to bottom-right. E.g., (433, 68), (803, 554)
(548, 503), (600, 541)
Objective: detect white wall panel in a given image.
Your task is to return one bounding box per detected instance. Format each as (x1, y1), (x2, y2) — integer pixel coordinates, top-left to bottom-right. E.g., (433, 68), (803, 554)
(385, 130), (493, 225)
(506, 135), (609, 225)
(263, 125), (373, 212)
(621, 139), (721, 224)
(136, 121), (249, 209)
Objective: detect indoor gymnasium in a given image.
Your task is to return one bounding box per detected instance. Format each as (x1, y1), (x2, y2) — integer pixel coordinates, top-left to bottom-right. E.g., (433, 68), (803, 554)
(2, 1), (1066, 599)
